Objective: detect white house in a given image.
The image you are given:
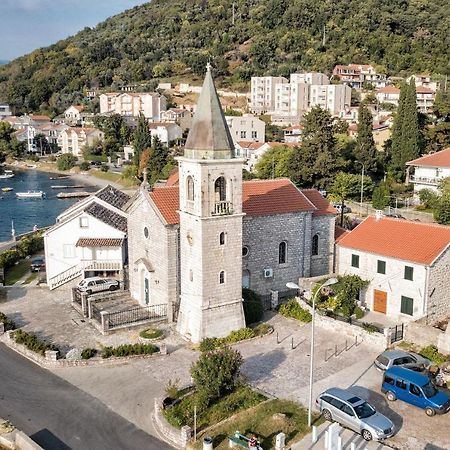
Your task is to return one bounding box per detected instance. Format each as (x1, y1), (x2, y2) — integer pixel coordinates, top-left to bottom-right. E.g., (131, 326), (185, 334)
(225, 114), (265, 143)
(234, 141), (271, 172)
(0, 103), (12, 119)
(60, 127), (104, 156)
(406, 148), (450, 195)
(148, 122), (182, 145)
(99, 92), (167, 120)
(250, 76), (288, 113)
(336, 215), (450, 323)
(64, 105), (84, 122)
(283, 125), (303, 143)
(44, 185), (130, 290)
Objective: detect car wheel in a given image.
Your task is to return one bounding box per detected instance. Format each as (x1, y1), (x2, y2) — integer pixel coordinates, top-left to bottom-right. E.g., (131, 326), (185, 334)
(386, 391), (396, 402)
(322, 409), (333, 422)
(425, 407), (435, 417)
(362, 429), (373, 441)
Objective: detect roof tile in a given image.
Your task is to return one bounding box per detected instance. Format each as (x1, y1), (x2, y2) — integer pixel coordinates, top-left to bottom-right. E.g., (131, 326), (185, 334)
(406, 148), (450, 169)
(337, 216), (450, 265)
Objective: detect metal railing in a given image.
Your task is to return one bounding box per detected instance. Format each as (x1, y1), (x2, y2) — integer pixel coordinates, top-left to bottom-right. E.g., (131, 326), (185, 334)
(49, 264), (82, 290)
(81, 260), (122, 271)
(213, 201), (233, 216)
(106, 303), (168, 330)
(409, 175), (441, 186)
(91, 304), (103, 323)
(72, 288), (82, 306)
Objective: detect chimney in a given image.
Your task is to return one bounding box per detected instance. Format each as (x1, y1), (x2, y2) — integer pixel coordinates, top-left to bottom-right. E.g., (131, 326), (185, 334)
(375, 210), (383, 221)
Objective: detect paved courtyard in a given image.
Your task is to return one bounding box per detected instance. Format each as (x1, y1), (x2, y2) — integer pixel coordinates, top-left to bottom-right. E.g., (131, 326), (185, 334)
(1, 286), (449, 449)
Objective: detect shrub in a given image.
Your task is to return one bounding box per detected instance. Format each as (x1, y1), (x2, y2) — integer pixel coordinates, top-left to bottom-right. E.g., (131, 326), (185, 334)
(57, 153), (77, 171)
(28, 154), (39, 162)
(279, 299), (312, 322)
(242, 288), (264, 325)
(420, 345), (449, 365)
(252, 323), (271, 336)
(81, 348), (97, 359)
(0, 312), (16, 331)
(361, 322), (379, 333)
(226, 327), (256, 343)
(165, 378), (180, 399)
(199, 337), (224, 352)
(100, 164), (109, 172)
(139, 328), (163, 339)
(191, 346), (243, 406)
(13, 329), (59, 356)
(48, 154), (56, 162)
(101, 343), (159, 358)
(353, 306), (365, 320)
(79, 161), (90, 171)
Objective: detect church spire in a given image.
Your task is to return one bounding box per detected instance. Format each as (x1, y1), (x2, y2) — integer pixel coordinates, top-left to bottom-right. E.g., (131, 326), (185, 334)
(184, 64), (235, 159)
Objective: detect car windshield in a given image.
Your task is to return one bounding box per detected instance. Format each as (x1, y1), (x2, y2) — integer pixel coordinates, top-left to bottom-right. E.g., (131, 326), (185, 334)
(422, 382), (438, 398)
(354, 402), (376, 419)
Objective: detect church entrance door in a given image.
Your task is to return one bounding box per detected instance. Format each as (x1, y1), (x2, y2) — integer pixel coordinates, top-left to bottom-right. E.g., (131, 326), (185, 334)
(144, 278), (150, 304)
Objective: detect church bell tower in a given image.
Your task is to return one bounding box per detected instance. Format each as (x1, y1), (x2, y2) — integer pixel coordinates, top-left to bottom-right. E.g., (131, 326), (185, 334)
(176, 64), (246, 343)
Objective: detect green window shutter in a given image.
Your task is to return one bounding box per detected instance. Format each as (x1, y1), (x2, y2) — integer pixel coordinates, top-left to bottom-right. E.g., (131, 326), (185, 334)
(351, 254), (359, 268)
(401, 296), (414, 315)
(377, 260), (386, 274)
(404, 266), (414, 281)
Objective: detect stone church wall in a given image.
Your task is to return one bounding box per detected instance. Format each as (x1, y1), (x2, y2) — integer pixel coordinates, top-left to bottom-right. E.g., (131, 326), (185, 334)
(242, 212), (312, 296)
(310, 215), (335, 277)
(427, 248), (450, 323)
(127, 191), (179, 307)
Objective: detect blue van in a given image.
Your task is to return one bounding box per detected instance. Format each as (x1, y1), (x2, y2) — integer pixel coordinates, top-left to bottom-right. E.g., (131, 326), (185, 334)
(382, 367), (450, 416)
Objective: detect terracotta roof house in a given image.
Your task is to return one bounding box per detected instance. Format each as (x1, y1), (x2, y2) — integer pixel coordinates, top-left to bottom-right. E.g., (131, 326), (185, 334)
(406, 148), (450, 196)
(336, 215), (450, 322)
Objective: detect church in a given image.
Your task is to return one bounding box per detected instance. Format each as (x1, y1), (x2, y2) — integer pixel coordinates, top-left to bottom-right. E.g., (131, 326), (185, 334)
(125, 66), (337, 343)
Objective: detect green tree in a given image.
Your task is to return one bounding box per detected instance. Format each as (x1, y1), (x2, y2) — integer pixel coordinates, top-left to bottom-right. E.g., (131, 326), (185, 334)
(33, 133), (50, 155)
(146, 137), (170, 185)
(255, 145), (292, 179)
(434, 192), (450, 225)
(288, 106), (343, 188)
(57, 154), (77, 171)
(354, 103), (378, 175)
(372, 183), (390, 209)
(133, 114), (152, 168)
(190, 346), (243, 406)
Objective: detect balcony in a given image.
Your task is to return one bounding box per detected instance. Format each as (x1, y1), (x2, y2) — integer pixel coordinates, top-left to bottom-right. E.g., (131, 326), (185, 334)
(212, 201), (233, 216)
(81, 260), (123, 271)
(409, 175), (441, 186)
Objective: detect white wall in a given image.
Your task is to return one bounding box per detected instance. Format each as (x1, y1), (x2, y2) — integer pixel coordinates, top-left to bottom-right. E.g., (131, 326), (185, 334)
(337, 246), (428, 321)
(45, 213), (125, 280)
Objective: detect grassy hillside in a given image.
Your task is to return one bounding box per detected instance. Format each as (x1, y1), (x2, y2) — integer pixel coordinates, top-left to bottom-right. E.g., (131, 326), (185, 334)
(0, 0), (449, 115)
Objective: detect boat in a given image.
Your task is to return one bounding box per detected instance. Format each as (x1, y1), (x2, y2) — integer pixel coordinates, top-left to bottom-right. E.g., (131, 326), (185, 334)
(16, 191), (45, 198)
(0, 170), (14, 179)
(57, 191), (90, 199)
(50, 185), (84, 189)
(1, 187), (13, 192)
(49, 176), (70, 180)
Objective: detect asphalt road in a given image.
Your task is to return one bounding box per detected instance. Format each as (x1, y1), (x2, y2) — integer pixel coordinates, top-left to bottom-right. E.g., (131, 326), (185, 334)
(0, 344), (172, 450)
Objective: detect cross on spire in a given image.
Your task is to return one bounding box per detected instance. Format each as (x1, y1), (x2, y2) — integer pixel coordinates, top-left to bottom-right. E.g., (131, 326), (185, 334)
(206, 61), (212, 72)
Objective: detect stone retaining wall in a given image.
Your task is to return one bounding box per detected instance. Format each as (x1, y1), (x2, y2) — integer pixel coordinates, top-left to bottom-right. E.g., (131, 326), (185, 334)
(296, 298), (389, 350)
(405, 319), (444, 348)
(0, 329), (167, 369)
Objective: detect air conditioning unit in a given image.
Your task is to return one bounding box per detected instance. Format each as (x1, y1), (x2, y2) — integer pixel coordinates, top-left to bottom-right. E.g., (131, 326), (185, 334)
(263, 268), (273, 278)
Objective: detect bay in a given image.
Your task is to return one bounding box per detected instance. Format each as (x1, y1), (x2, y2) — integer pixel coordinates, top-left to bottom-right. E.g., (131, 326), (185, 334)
(0, 168), (97, 242)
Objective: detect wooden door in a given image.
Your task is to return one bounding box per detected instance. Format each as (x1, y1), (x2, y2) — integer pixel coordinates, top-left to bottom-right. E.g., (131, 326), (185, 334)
(373, 290), (387, 314)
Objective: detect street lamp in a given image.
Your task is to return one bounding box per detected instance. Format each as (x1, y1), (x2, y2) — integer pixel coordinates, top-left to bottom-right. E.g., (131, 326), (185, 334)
(286, 277), (338, 427)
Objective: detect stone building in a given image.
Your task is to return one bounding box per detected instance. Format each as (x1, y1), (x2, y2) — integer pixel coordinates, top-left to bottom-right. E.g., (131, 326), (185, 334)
(126, 67), (336, 342)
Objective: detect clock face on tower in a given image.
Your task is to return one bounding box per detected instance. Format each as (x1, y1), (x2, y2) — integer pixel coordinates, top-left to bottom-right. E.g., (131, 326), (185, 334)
(186, 230), (194, 246)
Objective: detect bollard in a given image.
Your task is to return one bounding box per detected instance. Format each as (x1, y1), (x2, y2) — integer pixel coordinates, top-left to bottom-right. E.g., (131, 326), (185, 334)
(203, 436), (213, 450)
(291, 337), (294, 349)
(312, 425), (318, 444)
(277, 332), (279, 344)
(335, 344), (338, 356)
(275, 432), (286, 450)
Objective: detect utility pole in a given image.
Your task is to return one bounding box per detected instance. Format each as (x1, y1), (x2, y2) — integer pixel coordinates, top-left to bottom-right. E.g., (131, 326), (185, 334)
(360, 164), (364, 217)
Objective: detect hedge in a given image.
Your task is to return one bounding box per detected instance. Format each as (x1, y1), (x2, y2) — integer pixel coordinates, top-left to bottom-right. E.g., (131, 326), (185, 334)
(13, 329), (59, 356)
(102, 343), (159, 358)
(0, 312), (16, 331)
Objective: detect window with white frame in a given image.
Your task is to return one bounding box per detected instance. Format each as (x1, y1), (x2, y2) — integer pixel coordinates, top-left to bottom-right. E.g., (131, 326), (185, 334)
(79, 217), (89, 228)
(63, 244), (76, 258)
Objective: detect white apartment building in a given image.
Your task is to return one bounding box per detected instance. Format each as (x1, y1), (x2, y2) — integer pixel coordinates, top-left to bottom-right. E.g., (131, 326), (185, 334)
(290, 72), (329, 85)
(225, 114), (266, 143)
(99, 92), (167, 121)
(148, 122), (183, 145)
(250, 76), (288, 113)
(406, 148), (450, 195)
(60, 127), (104, 157)
(309, 84), (351, 115)
(376, 85), (435, 113)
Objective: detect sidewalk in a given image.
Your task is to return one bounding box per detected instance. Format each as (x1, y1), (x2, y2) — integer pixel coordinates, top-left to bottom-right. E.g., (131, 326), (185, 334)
(291, 422), (392, 450)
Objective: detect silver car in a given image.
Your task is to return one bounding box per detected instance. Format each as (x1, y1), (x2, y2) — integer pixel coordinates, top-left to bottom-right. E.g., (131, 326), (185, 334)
(316, 388), (394, 441)
(77, 277), (119, 295)
(374, 349), (431, 372)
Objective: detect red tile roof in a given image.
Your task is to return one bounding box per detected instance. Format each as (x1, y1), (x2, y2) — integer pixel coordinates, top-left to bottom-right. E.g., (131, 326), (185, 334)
(236, 141), (267, 150)
(377, 86), (400, 94)
(30, 115), (51, 121)
(76, 238), (123, 247)
(337, 216), (450, 265)
(406, 148), (450, 168)
(150, 187), (180, 225)
(416, 86), (434, 94)
(166, 169), (180, 187)
(302, 189), (337, 216)
(335, 225), (349, 242)
(149, 179), (323, 224)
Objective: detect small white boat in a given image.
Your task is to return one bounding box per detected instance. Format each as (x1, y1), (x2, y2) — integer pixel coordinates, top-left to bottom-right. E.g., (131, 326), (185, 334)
(0, 170), (14, 179)
(1, 187), (13, 192)
(16, 191), (45, 198)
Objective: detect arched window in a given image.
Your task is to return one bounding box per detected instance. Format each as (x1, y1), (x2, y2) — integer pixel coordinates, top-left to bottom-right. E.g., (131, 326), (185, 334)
(214, 176), (226, 202)
(186, 176), (194, 201)
(279, 241), (287, 264)
(219, 232), (225, 245)
(312, 234), (319, 256)
(242, 270), (250, 289)
(219, 271), (225, 284)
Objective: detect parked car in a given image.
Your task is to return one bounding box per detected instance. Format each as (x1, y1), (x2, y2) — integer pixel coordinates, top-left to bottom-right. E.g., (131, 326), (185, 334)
(374, 350), (431, 372)
(382, 367), (450, 416)
(384, 213), (405, 219)
(90, 160), (103, 167)
(332, 203), (352, 214)
(30, 257), (45, 272)
(77, 277), (119, 295)
(316, 388), (394, 441)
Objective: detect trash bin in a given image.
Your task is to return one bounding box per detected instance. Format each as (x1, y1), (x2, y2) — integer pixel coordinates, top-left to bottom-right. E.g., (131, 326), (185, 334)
(203, 436), (213, 450)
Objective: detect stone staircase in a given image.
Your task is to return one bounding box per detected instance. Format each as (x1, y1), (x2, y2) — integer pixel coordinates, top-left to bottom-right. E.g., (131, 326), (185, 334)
(48, 265), (82, 290)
